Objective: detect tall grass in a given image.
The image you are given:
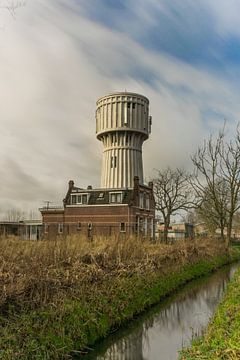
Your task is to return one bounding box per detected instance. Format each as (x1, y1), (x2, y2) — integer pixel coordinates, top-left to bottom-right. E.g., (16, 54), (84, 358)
(0, 235), (225, 313)
(0, 235), (234, 359)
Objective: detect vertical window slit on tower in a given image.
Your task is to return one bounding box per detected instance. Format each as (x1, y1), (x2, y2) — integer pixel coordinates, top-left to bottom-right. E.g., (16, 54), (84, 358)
(111, 156), (117, 168)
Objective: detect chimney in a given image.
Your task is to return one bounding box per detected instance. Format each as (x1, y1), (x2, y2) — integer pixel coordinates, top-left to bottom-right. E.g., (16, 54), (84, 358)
(68, 180), (74, 189)
(148, 181), (153, 189)
(134, 176), (139, 189)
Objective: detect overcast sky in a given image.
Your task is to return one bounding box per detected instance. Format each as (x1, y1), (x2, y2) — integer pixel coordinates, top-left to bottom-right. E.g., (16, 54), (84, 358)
(1, 0), (240, 217)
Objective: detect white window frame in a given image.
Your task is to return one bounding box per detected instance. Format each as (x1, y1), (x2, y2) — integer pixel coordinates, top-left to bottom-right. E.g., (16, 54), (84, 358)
(139, 192), (144, 209)
(146, 194), (150, 210)
(144, 218), (148, 236)
(150, 218), (154, 238)
(109, 192), (122, 204)
(71, 195), (77, 204)
(71, 193), (89, 205)
(44, 223), (48, 234)
(58, 223), (63, 234)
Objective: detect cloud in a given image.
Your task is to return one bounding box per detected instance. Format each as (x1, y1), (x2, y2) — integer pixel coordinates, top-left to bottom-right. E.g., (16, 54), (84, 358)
(0, 0), (239, 216)
(81, 0), (240, 69)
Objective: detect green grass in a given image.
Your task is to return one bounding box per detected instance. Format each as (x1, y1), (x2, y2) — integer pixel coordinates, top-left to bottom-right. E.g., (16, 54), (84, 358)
(1, 250), (240, 360)
(180, 256), (240, 360)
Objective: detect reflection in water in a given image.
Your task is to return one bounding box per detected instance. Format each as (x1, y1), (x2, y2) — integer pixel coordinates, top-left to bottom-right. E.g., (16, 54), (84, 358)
(83, 264), (238, 360)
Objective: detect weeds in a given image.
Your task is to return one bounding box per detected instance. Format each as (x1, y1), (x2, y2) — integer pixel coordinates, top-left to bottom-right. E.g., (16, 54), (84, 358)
(0, 235), (234, 359)
(0, 236), (225, 311)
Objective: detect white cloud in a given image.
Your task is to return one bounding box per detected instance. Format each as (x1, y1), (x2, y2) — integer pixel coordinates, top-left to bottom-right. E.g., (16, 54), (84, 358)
(0, 0), (239, 216)
(204, 0), (240, 37)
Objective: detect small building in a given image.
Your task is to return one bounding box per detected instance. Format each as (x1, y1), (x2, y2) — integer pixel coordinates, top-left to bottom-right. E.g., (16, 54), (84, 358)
(19, 220), (42, 240)
(157, 222), (194, 241)
(194, 222), (208, 237)
(171, 223), (194, 239)
(0, 221), (20, 237)
(0, 220), (42, 240)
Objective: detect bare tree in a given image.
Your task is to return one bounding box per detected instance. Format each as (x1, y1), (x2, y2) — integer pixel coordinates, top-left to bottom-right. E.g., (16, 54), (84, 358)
(220, 128), (240, 245)
(153, 168), (196, 243)
(191, 126), (240, 247)
(197, 180), (229, 236)
(0, 0), (25, 18)
(4, 208), (25, 222)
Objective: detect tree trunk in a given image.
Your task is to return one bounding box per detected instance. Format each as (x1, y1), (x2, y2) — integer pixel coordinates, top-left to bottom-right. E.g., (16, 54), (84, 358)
(226, 216), (233, 250)
(163, 216), (170, 244)
(220, 226), (224, 240)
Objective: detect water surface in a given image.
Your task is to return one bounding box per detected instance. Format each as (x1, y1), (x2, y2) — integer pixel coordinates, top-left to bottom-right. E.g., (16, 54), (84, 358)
(82, 263), (238, 360)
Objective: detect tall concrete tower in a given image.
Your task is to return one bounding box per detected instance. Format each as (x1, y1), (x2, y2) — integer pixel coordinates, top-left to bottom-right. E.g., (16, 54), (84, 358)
(96, 92), (152, 189)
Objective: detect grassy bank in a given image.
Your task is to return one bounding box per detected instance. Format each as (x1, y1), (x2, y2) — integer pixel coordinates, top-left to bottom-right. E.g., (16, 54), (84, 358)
(180, 265), (240, 360)
(0, 236), (239, 359)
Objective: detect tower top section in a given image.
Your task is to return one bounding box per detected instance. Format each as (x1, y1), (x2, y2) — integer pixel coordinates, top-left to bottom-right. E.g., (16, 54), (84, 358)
(96, 91), (152, 189)
(96, 92), (152, 140)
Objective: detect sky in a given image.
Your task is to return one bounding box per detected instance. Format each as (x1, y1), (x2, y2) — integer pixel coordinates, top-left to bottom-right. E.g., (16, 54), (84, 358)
(0, 0), (240, 218)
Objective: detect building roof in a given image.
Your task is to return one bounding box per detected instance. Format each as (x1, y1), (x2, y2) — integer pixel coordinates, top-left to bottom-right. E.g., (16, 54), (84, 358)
(88, 189), (133, 205)
(65, 188), (134, 206)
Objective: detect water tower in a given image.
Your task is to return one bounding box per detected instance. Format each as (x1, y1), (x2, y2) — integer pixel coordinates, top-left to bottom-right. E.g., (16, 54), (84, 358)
(96, 92), (152, 188)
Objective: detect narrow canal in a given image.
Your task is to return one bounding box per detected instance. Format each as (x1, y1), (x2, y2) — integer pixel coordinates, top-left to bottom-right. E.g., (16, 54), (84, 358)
(82, 262), (239, 360)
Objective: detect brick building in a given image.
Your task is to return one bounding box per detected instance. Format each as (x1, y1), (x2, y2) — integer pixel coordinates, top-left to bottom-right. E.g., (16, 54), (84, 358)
(40, 176), (155, 239)
(40, 92), (155, 239)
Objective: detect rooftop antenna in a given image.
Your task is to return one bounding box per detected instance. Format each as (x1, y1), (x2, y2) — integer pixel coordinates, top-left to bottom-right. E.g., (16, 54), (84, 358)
(43, 201), (53, 209)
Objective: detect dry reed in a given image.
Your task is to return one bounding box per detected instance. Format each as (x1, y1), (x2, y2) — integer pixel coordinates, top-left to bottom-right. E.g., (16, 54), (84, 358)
(0, 235), (225, 314)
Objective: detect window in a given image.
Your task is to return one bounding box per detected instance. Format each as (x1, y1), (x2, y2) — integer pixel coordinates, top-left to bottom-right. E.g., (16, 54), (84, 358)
(132, 102), (136, 109)
(98, 192), (104, 198)
(120, 222), (126, 232)
(77, 222), (81, 230)
(127, 102), (131, 108)
(111, 156), (117, 168)
(31, 225), (37, 235)
(139, 192), (144, 208)
(144, 218), (148, 236)
(135, 216), (139, 233)
(150, 218), (154, 238)
(88, 223), (92, 230)
(72, 194), (88, 205)
(82, 194), (87, 204)
(146, 195), (150, 210)
(110, 192), (122, 203)
(58, 223), (63, 234)
(143, 193), (146, 208)
(71, 195), (77, 204)
(44, 223), (48, 234)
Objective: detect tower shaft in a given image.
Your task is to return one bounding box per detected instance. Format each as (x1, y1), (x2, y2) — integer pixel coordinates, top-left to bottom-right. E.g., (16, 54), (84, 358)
(96, 92), (152, 188)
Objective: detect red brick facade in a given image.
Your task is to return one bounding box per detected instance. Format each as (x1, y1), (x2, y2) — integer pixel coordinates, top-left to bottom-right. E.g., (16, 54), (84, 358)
(40, 176), (155, 239)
